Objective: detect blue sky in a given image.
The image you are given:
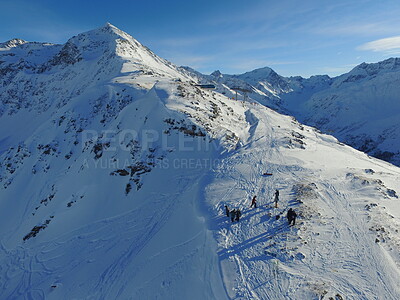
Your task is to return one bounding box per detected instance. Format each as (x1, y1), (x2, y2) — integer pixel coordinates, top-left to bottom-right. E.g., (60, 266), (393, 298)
(1, 0), (400, 77)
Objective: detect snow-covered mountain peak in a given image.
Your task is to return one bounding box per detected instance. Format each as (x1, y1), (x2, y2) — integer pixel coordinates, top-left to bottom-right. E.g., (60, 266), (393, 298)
(334, 57), (400, 87)
(301, 74), (331, 84)
(356, 57), (400, 73)
(66, 23), (193, 84)
(98, 22), (141, 45)
(0, 38), (27, 49)
(47, 23), (165, 70)
(238, 66), (274, 80)
(210, 70), (223, 78)
(286, 74), (332, 92)
(0, 24), (195, 120)
(103, 22), (120, 32)
(233, 66), (292, 100)
(93, 22), (142, 47)
(60, 23), (139, 59)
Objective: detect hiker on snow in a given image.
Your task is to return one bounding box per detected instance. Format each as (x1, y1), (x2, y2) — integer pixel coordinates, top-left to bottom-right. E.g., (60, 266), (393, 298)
(274, 189), (279, 208)
(235, 209), (242, 222)
(286, 208), (297, 226)
(230, 209), (237, 222)
(225, 205), (230, 217)
(250, 195), (257, 208)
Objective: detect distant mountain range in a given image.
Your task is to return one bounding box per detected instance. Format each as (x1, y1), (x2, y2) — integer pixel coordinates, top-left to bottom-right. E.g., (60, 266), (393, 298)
(183, 58), (400, 166)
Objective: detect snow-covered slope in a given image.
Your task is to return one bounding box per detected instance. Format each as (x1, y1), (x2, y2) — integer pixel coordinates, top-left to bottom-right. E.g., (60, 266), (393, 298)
(206, 105), (400, 299)
(300, 58), (400, 166)
(1, 24), (400, 299)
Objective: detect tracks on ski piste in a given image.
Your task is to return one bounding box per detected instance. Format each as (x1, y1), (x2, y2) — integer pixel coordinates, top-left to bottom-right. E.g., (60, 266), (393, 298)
(210, 112), (306, 299)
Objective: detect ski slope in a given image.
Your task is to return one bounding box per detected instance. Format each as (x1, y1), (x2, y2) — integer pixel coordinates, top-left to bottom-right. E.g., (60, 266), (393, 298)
(0, 24), (399, 299)
(205, 103), (400, 299)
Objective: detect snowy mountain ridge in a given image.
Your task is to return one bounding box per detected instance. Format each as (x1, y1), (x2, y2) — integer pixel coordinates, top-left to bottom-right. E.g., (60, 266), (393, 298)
(0, 38), (28, 49)
(0, 24), (400, 299)
(187, 58), (400, 166)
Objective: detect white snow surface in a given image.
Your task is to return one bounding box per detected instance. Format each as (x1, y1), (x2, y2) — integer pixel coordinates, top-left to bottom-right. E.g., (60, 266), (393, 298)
(0, 24), (400, 299)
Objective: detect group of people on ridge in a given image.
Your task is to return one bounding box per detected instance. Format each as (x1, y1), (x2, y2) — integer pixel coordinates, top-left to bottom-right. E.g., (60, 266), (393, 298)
(225, 205), (242, 222)
(225, 189), (298, 226)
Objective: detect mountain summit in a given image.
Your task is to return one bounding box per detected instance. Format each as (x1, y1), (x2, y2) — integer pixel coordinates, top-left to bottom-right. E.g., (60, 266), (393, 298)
(0, 38), (27, 49)
(0, 23), (193, 116)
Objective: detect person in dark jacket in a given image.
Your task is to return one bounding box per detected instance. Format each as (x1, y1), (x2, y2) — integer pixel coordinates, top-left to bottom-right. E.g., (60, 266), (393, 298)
(235, 209), (242, 222)
(230, 209), (236, 222)
(274, 190), (279, 208)
(250, 196), (257, 208)
(225, 205), (230, 217)
(286, 208), (297, 226)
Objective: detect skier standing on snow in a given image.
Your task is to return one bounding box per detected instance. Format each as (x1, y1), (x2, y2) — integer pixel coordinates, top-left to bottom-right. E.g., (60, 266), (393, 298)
(250, 196), (257, 208)
(286, 208), (297, 226)
(225, 205), (230, 217)
(274, 189), (279, 208)
(230, 209), (237, 222)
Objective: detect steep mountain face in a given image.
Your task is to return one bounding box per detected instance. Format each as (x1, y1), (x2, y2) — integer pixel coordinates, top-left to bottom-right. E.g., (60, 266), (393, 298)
(184, 66), (334, 115)
(0, 24), (240, 299)
(0, 23), (193, 156)
(236, 67), (292, 97)
(0, 23), (190, 114)
(191, 67), (293, 108)
(188, 59), (400, 166)
(300, 58), (400, 166)
(1, 24), (400, 299)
